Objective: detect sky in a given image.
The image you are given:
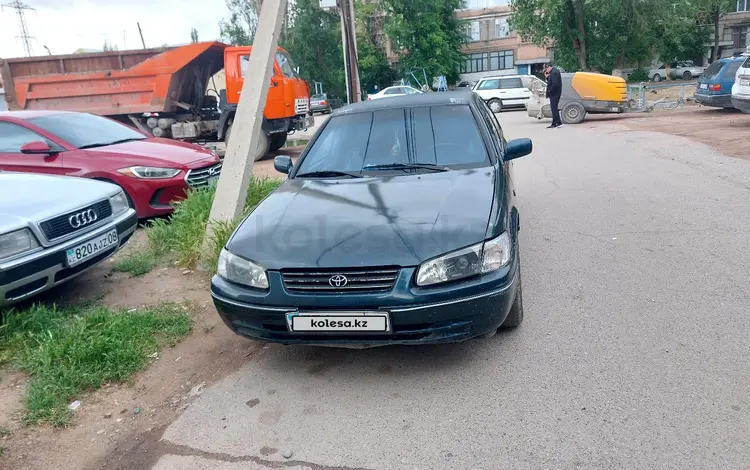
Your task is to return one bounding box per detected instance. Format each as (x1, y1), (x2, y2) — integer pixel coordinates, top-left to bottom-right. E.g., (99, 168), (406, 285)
(0, 0), (231, 58)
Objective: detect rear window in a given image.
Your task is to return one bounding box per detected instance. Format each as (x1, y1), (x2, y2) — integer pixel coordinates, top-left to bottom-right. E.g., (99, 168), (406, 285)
(296, 105), (488, 174)
(724, 60), (742, 78)
(311, 94), (326, 100)
(702, 61), (724, 80)
(743, 57), (750, 70)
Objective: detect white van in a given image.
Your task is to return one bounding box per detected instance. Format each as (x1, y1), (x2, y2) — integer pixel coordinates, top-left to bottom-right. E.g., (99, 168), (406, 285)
(731, 46), (750, 113)
(472, 74), (546, 112)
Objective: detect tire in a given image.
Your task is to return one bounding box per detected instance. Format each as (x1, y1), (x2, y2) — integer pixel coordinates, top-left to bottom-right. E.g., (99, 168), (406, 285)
(501, 248), (524, 329)
(225, 123), (271, 161)
(653, 74), (662, 82)
(561, 101), (587, 124)
(269, 133), (287, 152)
(682, 71), (692, 81)
(488, 98), (503, 113)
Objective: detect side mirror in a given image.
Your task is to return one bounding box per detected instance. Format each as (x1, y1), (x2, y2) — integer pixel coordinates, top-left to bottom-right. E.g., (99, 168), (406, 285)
(20, 141), (53, 155)
(274, 155), (293, 174)
(295, 66), (300, 75)
(505, 138), (532, 161)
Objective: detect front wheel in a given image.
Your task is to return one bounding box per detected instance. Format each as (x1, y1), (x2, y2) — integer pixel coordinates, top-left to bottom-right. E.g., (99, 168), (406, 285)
(682, 71), (692, 81)
(652, 74), (662, 82)
(488, 98), (503, 113)
(561, 101), (587, 124)
(269, 133), (288, 152)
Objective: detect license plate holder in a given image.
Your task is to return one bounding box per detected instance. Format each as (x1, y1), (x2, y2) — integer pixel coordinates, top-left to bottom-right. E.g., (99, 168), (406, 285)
(287, 312), (391, 334)
(66, 229), (119, 267)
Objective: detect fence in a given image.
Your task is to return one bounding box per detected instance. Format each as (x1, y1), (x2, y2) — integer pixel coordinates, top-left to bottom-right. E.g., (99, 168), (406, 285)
(627, 81), (697, 110)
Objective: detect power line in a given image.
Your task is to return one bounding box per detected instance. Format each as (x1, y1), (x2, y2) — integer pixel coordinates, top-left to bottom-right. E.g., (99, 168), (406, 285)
(2, 0), (36, 57)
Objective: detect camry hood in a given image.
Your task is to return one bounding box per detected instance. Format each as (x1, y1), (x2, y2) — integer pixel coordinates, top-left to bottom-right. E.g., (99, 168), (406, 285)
(228, 169), (497, 269)
(85, 138), (217, 167)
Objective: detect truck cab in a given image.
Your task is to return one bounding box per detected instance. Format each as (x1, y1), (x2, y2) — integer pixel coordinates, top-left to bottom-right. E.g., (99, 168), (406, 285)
(221, 46), (313, 154)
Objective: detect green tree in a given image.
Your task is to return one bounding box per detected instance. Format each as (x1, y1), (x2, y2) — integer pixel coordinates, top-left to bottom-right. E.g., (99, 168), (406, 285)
(355, 0), (399, 92)
(285, 0), (346, 98)
(695, 0), (735, 61)
(380, 0), (466, 84)
(219, 0), (263, 45)
(190, 28), (199, 43)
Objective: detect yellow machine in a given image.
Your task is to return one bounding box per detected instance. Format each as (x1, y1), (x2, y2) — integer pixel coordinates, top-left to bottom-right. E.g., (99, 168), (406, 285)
(526, 72), (632, 124)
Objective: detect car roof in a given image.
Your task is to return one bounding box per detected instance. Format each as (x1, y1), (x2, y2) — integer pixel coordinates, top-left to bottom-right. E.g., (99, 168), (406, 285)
(477, 75), (529, 80)
(333, 91), (475, 116)
(0, 110), (75, 119)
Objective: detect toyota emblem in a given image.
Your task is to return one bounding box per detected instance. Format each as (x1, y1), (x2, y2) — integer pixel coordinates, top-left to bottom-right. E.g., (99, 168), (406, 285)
(328, 275), (348, 288)
(68, 209), (98, 229)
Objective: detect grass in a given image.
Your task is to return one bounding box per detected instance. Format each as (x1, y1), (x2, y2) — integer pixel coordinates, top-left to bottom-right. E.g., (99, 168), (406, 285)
(111, 251), (156, 277)
(146, 177), (281, 270)
(0, 303), (191, 427)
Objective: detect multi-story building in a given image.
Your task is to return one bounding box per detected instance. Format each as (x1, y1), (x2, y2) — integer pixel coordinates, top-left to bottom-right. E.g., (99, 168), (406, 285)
(715, 1), (750, 58)
(457, 0), (552, 83)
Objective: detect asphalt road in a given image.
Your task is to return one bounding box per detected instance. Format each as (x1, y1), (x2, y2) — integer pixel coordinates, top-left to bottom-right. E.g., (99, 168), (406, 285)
(154, 111), (750, 470)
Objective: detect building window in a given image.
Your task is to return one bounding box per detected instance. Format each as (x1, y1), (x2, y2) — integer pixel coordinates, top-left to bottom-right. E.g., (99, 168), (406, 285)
(731, 26), (749, 48)
(464, 0), (510, 8)
(467, 21), (480, 42)
(738, 0), (749, 12)
(495, 18), (510, 38)
(461, 50), (514, 74)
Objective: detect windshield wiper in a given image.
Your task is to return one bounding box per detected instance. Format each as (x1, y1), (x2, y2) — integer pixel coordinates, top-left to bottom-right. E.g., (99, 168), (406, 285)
(78, 137), (145, 149)
(362, 163), (450, 172)
(296, 170), (363, 178)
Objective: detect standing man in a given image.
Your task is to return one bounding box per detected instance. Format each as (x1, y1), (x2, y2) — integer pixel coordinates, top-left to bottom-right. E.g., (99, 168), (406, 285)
(545, 63), (562, 128)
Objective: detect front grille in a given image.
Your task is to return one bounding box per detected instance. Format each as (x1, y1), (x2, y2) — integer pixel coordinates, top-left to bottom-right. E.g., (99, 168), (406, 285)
(39, 199), (112, 240)
(295, 98), (310, 115)
(281, 266), (400, 293)
(186, 162), (223, 189)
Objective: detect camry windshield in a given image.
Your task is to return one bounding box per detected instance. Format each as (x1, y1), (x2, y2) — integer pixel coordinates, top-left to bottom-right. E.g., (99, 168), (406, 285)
(295, 105), (488, 177)
(28, 113), (146, 149)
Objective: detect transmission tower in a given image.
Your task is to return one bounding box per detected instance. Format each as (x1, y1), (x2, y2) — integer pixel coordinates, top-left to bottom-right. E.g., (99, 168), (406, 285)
(2, 0), (36, 57)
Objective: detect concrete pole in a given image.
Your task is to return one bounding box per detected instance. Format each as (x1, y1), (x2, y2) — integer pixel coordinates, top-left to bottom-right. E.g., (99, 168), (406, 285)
(201, 0), (287, 265)
(339, 0), (351, 104)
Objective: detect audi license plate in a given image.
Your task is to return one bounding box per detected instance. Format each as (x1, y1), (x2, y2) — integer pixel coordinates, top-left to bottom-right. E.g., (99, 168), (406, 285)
(287, 312), (391, 333)
(66, 230), (118, 267)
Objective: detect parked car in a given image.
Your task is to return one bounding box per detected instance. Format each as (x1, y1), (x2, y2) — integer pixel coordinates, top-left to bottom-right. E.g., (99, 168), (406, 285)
(310, 94), (333, 114)
(0, 111), (222, 218)
(649, 62), (705, 82)
(473, 74), (546, 112)
(0, 172), (137, 307)
(367, 85), (423, 100)
(456, 81), (476, 89)
(731, 48), (750, 113)
(211, 91), (532, 347)
(694, 57), (745, 109)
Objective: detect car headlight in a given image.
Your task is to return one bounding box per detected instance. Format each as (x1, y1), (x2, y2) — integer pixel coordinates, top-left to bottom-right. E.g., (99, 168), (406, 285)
(416, 232), (511, 287)
(217, 249), (268, 289)
(0, 229), (40, 261)
(109, 191), (130, 215)
(117, 166), (181, 179)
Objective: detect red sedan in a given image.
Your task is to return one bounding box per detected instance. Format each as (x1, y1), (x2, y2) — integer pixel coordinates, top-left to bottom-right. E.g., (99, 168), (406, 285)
(0, 111), (222, 218)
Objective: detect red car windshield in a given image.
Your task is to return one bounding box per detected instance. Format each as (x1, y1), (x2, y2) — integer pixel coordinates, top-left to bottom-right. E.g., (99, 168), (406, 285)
(28, 113), (146, 149)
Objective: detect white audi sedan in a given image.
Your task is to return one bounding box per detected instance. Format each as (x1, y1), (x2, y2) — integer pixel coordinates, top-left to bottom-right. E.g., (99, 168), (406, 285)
(0, 172), (137, 307)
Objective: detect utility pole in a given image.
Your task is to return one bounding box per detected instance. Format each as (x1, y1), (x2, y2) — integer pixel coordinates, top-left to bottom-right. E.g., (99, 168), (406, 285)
(2, 0), (35, 57)
(201, 0), (288, 267)
(339, 0), (361, 103)
(137, 22), (146, 49)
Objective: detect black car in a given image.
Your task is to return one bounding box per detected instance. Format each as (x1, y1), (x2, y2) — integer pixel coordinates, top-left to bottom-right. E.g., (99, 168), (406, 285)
(211, 91), (533, 348)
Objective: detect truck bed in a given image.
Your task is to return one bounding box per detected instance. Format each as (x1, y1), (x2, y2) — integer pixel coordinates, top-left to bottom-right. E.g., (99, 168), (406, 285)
(0, 41), (226, 116)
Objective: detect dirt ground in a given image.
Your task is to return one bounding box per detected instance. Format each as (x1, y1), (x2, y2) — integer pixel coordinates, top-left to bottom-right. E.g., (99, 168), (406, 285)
(581, 105), (750, 161)
(0, 232), (263, 470)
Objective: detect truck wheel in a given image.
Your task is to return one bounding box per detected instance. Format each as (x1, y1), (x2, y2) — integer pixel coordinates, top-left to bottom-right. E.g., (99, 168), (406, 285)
(488, 98), (503, 113)
(225, 124), (271, 161)
(269, 133), (288, 152)
(652, 74), (662, 82)
(562, 102), (587, 124)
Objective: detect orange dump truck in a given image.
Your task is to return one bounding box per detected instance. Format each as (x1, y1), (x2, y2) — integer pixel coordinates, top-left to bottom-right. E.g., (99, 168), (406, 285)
(0, 41), (313, 158)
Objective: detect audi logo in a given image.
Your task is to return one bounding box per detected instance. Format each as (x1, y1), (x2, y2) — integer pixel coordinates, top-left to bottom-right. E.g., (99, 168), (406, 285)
(329, 275), (348, 288)
(68, 209), (98, 229)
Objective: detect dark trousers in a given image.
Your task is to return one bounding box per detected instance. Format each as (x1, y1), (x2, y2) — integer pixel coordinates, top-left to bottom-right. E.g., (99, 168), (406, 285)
(550, 94), (562, 126)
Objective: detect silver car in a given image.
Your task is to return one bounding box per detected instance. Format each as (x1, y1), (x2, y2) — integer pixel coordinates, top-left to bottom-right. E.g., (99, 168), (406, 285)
(649, 62), (706, 82)
(0, 172), (137, 307)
